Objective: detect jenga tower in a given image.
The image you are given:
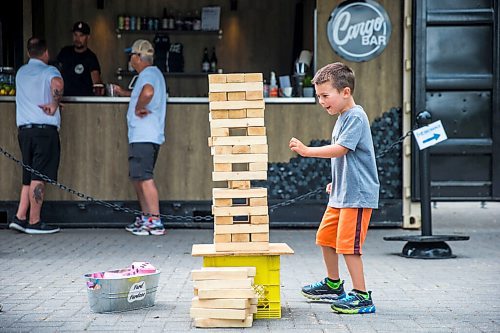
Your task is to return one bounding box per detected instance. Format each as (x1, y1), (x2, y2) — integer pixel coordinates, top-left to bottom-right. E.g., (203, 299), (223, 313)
(208, 73), (270, 252)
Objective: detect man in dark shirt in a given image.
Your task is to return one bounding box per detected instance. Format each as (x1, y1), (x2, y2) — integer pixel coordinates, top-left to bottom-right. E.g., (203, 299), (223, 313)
(57, 21), (103, 96)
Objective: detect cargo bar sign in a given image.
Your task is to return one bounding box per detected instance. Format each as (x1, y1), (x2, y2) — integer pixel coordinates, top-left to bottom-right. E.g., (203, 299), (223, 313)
(327, 0), (392, 62)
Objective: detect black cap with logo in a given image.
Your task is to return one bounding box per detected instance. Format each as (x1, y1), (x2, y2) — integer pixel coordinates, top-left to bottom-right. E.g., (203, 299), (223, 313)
(72, 21), (91, 35)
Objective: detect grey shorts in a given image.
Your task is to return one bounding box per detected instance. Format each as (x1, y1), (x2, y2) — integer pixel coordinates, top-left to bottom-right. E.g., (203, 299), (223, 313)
(128, 143), (160, 181)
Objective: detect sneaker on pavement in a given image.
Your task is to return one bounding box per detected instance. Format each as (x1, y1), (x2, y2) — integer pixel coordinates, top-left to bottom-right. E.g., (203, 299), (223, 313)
(129, 219), (165, 236)
(125, 216), (144, 231)
(301, 278), (346, 302)
(24, 221), (60, 235)
(331, 290), (376, 314)
(9, 216), (28, 233)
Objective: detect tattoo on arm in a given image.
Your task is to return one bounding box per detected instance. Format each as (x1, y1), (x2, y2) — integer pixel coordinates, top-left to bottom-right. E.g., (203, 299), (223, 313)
(33, 184), (44, 204)
(53, 88), (63, 104)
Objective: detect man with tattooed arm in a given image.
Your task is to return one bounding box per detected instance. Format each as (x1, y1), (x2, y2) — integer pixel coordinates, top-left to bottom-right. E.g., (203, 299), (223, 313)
(8, 37), (63, 234)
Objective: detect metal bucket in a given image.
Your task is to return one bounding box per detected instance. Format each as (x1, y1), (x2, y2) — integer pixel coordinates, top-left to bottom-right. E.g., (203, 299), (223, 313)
(84, 270), (160, 313)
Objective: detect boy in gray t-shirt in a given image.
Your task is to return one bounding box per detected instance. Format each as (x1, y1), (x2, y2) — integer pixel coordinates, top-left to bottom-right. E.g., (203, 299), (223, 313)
(289, 62), (379, 314)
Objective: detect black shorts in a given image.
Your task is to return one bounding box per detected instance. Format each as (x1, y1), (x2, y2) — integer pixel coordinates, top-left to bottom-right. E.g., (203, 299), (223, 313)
(128, 143), (160, 181)
(18, 126), (61, 185)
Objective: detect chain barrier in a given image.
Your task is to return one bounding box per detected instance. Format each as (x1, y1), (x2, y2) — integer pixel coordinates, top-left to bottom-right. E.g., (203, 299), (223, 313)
(0, 130), (412, 220)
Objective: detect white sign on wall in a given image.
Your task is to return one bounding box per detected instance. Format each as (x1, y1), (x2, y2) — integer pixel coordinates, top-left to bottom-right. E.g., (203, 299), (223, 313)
(413, 120), (448, 150)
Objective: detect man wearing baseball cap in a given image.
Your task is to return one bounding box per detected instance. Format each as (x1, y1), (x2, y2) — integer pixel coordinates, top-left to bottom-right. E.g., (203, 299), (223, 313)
(113, 40), (168, 236)
(56, 21), (103, 96)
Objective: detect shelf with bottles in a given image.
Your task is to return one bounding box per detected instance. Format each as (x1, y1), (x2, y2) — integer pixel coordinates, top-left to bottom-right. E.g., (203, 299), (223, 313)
(116, 29), (222, 39)
(115, 69), (217, 81)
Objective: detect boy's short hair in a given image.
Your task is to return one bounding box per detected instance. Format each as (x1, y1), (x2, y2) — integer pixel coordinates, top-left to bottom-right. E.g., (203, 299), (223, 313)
(27, 37), (48, 58)
(312, 62), (355, 94)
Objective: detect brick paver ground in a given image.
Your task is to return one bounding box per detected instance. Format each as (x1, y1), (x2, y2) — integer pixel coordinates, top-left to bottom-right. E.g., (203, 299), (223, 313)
(1, 202), (499, 332)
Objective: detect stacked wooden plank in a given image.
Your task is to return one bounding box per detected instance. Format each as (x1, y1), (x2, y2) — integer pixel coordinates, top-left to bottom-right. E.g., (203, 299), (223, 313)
(208, 73), (270, 252)
(190, 267), (258, 328)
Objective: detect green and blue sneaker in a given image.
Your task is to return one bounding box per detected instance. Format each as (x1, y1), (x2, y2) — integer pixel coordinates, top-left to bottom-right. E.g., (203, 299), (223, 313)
(301, 278), (346, 302)
(331, 290), (376, 314)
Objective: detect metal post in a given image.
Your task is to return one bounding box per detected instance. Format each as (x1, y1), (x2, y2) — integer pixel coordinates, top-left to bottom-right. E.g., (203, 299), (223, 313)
(384, 110), (469, 258)
(416, 111), (432, 236)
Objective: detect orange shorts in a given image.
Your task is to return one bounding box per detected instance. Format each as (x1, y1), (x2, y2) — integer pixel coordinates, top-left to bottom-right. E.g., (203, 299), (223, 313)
(316, 207), (372, 255)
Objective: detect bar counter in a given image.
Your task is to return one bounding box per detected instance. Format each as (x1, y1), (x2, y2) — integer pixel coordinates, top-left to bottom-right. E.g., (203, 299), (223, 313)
(0, 96), (333, 202)
(0, 96), (316, 104)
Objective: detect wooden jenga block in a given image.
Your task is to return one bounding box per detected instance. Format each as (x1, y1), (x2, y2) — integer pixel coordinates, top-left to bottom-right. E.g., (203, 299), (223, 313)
(227, 92), (246, 101)
(250, 215), (270, 224)
(213, 153), (268, 164)
(212, 136), (267, 146)
(247, 127), (266, 136)
(250, 144), (268, 154)
(244, 73), (263, 82)
(246, 90), (264, 100)
(194, 315), (253, 328)
(197, 289), (256, 300)
(228, 109), (247, 118)
(249, 197), (268, 206)
(212, 205), (268, 216)
(250, 305), (257, 314)
(249, 162), (268, 171)
(209, 92), (227, 101)
(210, 100), (265, 111)
(232, 145), (251, 154)
(210, 110), (229, 119)
(226, 73), (245, 82)
(251, 233), (269, 242)
(214, 146), (233, 154)
(208, 137), (213, 147)
(231, 233), (250, 242)
(191, 267), (255, 280)
(208, 74), (227, 84)
(209, 82), (263, 93)
(213, 198), (232, 206)
(210, 127), (230, 137)
(210, 118), (265, 128)
(193, 278), (253, 290)
(213, 188), (267, 199)
(214, 216), (233, 225)
(246, 109), (265, 118)
(214, 233), (231, 243)
(190, 307), (249, 319)
(214, 163), (232, 172)
(215, 223), (269, 234)
(215, 242), (269, 252)
(250, 297), (258, 305)
(192, 297), (250, 309)
(228, 180), (251, 189)
(212, 171), (266, 181)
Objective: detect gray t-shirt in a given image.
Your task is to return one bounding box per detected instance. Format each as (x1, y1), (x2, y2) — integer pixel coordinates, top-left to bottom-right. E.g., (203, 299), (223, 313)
(328, 105), (380, 208)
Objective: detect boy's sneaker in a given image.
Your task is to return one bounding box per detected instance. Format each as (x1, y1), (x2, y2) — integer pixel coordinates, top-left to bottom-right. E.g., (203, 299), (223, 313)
(9, 216), (28, 232)
(24, 221), (60, 235)
(129, 219), (165, 236)
(331, 290), (376, 314)
(125, 216), (144, 231)
(301, 278), (346, 302)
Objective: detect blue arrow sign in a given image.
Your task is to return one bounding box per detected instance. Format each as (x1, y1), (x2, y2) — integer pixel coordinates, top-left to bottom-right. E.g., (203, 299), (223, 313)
(423, 133), (440, 143)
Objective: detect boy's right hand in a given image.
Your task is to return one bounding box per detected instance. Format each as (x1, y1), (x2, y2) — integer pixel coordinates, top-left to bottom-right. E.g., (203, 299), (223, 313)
(326, 182), (332, 194)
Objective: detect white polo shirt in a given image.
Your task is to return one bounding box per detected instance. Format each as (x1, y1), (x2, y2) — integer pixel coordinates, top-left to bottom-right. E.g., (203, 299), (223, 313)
(16, 58), (62, 128)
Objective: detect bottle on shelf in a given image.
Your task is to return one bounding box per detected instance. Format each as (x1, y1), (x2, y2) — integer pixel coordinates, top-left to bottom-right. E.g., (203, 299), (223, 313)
(168, 9), (175, 30)
(124, 16), (130, 31)
(162, 8), (168, 30)
(118, 15), (124, 30)
(210, 47), (217, 73)
(201, 47), (210, 73)
(193, 10), (201, 31)
(269, 71), (278, 97)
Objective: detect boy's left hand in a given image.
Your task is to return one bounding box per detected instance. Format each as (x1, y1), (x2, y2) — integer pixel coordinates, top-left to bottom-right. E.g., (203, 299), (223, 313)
(289, 137), (308, 156)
